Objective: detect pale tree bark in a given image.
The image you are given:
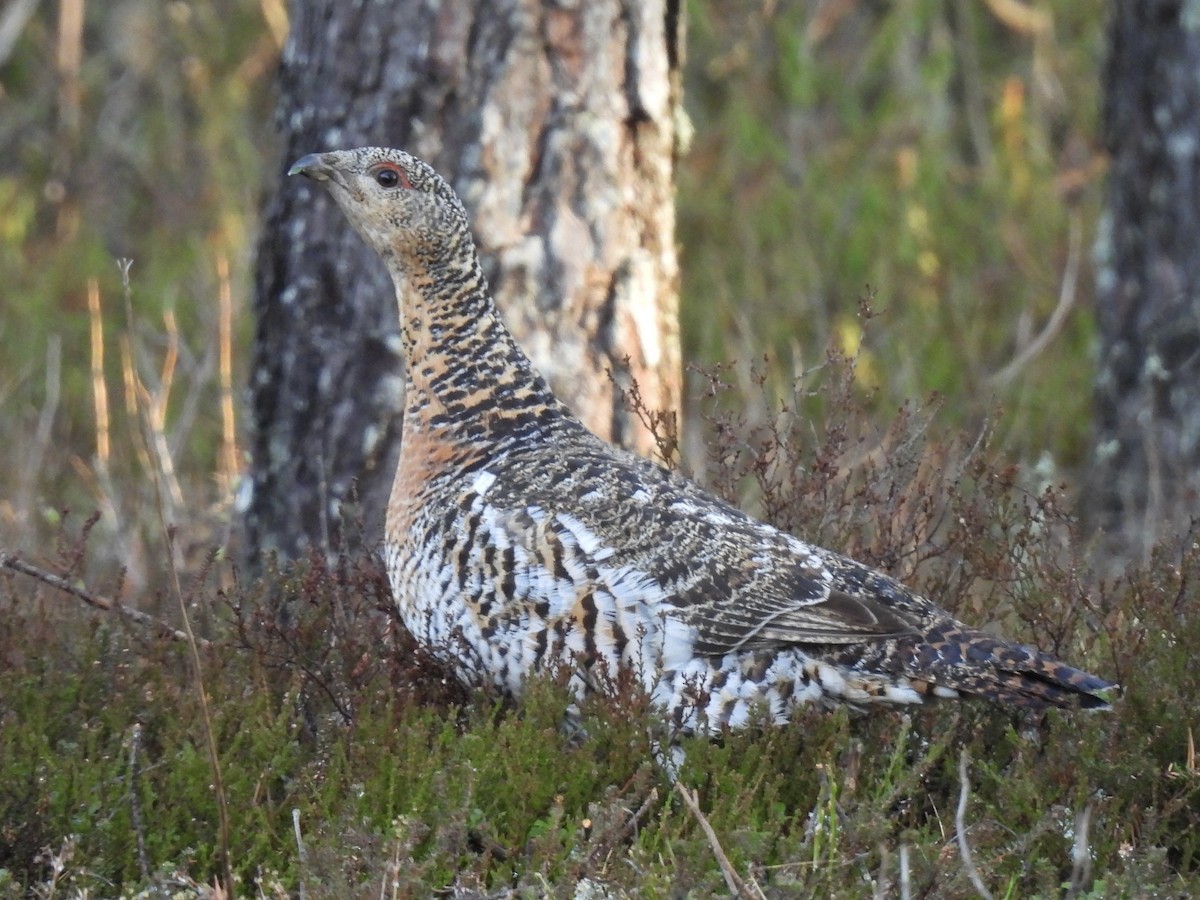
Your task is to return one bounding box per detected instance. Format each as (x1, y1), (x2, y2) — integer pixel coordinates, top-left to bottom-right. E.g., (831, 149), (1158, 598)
(1087, 1), (1200, 565)
(244, 0), (685, 563)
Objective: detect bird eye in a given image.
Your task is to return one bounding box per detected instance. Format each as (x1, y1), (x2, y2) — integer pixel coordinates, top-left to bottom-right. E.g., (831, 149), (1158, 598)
(375, 168), (400, 188)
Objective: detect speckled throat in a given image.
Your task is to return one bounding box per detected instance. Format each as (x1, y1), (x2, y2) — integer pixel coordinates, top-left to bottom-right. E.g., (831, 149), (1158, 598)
(391, 239), (578, 458)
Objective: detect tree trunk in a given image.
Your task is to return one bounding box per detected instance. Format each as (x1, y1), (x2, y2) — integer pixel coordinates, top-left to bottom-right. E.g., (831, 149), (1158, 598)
(244, 0), (685, 564)
(1087, 1), (1200, 565)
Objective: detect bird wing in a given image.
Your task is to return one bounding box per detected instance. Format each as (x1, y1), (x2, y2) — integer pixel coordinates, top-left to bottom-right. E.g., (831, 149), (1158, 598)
(683, 579), (921, 655)
(479, 442), (924, 660)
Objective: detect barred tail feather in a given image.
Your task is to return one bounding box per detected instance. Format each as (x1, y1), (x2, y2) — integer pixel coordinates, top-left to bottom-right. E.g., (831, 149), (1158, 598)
(897, 625), (1116, 711)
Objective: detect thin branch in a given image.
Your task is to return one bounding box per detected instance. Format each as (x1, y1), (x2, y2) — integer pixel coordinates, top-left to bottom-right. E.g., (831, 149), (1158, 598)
(674, 782), (765, 900)
(147, 306), (184, 512)
(873, 844), (890, 900)
(128, 723), (150, 882)
(383, 823), (402, 900)
(0, 0), (40, 68)
(16, 335), (61, 524)
(216, 251), (240, 501)
(983, 0), (1052, 37)
(293, 808), (308, 900)
(55, 0), (84, 141)
(988, 210), (1083, 387)
(258, 0), (289, 47)
(0, 548), (204, 645)
(955, 750), (994, 900)
(87, 278), (109, 465)
(899, 843), (911, 900)
(1065, 803), (1094, 899)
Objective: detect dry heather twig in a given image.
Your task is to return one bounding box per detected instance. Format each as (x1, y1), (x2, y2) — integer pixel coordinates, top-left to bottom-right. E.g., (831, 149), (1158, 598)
(0, 547), (203, 645)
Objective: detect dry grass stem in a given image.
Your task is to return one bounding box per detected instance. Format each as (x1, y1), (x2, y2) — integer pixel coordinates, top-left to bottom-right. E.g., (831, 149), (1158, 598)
(17, 334), (62, 523)
(258, 0), (289, 47)
(873, 843), (890, 900)
(1065, 803), (1094, 899)
(292, 808), (308, 900)
(54, 0), (84, 142)
(145, 305), (184, 512)
(128, 722), (151, 882)
(163, 525), (233, 891)
(119, 334), (153, 472)
(956, 750), (994, 900)
(675, 781), (765, 900)
(0, 0), (39, 67)
(983, 0), (1052, 38)
(87, 278), (110, 464)
(216, 251), (240, 500)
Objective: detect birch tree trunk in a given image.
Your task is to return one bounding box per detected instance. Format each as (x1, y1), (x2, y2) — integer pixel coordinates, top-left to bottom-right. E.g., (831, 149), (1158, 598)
(1086, 2), (1200, 565)
(244, 0), (685, 563)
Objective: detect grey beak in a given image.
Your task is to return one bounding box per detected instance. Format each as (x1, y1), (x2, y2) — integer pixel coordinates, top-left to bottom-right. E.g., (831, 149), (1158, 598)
(288, 153), (333, 180)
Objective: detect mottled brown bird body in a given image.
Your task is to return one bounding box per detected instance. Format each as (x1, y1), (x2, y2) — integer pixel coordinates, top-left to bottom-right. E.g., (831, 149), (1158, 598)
(290, 147), (1114, 731)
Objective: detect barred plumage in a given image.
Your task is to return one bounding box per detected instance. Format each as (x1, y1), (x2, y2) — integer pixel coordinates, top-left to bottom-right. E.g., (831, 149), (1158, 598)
(289, 147), (1115, 732)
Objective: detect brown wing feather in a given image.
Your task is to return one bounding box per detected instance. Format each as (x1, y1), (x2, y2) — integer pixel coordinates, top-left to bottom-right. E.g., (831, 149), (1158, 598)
(687, 570), (921, 656)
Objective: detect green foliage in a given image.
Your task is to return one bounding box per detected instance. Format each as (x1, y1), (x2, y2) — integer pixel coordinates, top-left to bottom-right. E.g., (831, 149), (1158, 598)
(680, 0), (1105, 468)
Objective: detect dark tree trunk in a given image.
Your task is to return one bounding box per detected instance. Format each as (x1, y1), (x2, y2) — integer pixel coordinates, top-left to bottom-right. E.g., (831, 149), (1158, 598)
(1087, 2), (1200, 565)
(244, 0), (685, 564)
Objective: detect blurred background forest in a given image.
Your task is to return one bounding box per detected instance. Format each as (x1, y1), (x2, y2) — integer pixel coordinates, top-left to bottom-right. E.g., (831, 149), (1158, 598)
(0, 0), (1106, 586)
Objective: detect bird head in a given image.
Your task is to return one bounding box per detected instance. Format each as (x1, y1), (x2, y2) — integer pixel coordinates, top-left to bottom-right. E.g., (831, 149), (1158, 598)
(288, 147), (470, 268)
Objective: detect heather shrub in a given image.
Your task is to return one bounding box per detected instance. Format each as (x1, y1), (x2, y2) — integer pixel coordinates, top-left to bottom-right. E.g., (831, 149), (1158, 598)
(2, 345), (1194, 896)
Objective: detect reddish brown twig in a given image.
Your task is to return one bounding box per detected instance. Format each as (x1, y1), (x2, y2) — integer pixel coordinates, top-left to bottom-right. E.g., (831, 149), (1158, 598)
(0, 548), (204, 646)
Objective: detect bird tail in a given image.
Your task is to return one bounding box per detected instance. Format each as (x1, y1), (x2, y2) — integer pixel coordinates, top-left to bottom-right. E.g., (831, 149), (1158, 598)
(897, 624), (1116, 711)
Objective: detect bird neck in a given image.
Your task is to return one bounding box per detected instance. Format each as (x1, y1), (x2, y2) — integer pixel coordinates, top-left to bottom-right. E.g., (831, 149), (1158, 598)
(390, 254), (575, 451)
